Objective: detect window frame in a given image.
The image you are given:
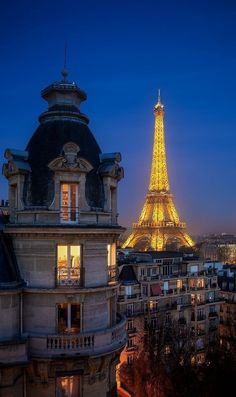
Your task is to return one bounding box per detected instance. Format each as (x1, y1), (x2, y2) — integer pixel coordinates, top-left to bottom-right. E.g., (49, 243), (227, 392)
(57, 244), (82, 287)
(57, 303), (82, 334)
(60, 182), (79, 224)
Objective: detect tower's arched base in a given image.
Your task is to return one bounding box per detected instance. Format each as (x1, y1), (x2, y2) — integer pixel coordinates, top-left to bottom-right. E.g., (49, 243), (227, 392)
(122, 226), (194, 251)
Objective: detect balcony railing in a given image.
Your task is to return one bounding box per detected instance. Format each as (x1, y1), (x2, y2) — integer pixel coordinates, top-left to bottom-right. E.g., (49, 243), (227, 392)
(108, 265), (117, 282)
(29, 315), (127, 357)
(60, 206), (79, 223)
(57, 267), (80, 287)
(118, 294), (142, 302)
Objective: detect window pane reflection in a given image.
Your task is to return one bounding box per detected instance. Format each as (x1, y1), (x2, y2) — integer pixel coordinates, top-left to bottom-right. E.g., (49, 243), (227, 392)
(57, 245), (81, 286)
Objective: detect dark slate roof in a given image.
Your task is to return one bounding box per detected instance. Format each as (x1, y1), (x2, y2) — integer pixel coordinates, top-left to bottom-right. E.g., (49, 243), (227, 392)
(146, 251), (184, 259)
(119, 265), (138, 285)
(0, 232), (22, 287)
(24, 119), (104, 207)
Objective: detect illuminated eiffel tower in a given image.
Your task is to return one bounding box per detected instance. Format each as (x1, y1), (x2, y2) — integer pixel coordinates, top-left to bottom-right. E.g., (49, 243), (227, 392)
(123, 91), (194, 251)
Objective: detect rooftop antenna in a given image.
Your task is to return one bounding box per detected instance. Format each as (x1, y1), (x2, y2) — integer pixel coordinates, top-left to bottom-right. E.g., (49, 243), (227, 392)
(158, 88), (161, 103)
(61, 43), (69, 82)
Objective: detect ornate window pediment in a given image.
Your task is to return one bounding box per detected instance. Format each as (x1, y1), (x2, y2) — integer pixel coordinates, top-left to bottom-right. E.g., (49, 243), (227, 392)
(48, 142), (93, 173)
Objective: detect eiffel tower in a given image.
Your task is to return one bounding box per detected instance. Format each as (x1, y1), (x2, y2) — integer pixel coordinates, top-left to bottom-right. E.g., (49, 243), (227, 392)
(123, 91), (194, 251)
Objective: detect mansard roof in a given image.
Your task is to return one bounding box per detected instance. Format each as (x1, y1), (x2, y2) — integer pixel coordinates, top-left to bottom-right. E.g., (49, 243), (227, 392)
(24, 119), (105, 207)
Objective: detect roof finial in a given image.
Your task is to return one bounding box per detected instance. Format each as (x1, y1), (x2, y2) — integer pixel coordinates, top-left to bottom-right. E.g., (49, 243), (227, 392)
(61, 43), (69, 82)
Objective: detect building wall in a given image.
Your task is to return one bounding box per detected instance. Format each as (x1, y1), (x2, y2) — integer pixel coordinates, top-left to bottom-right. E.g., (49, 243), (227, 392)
(0, 292), (20, 339)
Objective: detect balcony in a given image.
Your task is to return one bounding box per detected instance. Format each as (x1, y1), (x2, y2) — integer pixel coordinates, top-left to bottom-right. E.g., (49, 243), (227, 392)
(29, 315), (127, 357)
(118, 294), (141, 302)
(57, 267), (80, 287)
(108, 265), (117, 283)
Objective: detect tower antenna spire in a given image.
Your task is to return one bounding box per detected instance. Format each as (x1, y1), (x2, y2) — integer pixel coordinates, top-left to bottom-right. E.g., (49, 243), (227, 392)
(158, 88), (161, 103)
(61, 42), (69, 82)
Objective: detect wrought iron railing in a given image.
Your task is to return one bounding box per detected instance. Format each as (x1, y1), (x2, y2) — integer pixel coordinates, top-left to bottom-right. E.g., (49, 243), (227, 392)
(57, 267), (80, 286)
(107, 265), (117, 282)
(60, 206), (79, 223)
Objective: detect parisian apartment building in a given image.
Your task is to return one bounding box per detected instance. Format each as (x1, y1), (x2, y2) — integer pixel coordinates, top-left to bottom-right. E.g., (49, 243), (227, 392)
(0, 72), (126, 397)
(117, 251), (225, 371)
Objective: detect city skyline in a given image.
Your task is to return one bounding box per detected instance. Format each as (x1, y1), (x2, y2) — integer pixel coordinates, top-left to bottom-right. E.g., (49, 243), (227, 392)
(1, 0), (236, 235)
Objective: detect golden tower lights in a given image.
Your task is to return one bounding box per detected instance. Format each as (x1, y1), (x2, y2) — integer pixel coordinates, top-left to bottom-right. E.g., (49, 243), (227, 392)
(123, 91), (194, 251)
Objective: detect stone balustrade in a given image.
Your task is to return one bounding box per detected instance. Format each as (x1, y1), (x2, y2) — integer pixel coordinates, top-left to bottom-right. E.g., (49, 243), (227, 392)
(29, 315), (126, 357)
(14, 209), (117, 226)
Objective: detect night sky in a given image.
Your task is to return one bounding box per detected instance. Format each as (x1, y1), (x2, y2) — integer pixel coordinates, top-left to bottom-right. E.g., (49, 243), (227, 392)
(1, 0), (236, 235)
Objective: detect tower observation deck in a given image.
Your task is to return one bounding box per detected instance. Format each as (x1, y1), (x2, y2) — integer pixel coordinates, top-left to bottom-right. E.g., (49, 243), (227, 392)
(123, 91), (194, 251)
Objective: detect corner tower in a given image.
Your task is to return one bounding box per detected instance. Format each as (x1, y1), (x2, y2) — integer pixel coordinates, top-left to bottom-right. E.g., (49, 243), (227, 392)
(123, 91), (194, 251)
(2, 70), (126, 397)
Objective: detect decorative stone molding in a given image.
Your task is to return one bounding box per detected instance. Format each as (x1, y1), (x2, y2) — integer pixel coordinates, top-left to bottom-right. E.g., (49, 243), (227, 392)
(48, 142), (93, 173)
(98, 152), (124, 181)
(3, 149), (31, 178)
(37, 361), (49, 383)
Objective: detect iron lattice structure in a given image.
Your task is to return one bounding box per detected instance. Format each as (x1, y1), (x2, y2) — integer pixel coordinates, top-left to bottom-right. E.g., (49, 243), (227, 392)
(123, 92), (194, 251)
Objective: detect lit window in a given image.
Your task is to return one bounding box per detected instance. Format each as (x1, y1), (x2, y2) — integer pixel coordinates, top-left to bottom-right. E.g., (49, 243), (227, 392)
(197, 278), (204, 288)
(107, 243), (117, 281)
(56, 375), (80, 397)
(57, 245), (81, 286)
(60, 183), (79, 223)
(58, 303), (81, 333)
(125, 286), (132, 297)
(149, 300), (158, 313)
(177, 279), (182, 289)
(107, 243), (116, 266)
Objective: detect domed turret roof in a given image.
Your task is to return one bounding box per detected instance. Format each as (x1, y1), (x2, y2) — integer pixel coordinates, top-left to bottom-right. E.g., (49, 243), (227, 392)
(23, 73), (104, 208)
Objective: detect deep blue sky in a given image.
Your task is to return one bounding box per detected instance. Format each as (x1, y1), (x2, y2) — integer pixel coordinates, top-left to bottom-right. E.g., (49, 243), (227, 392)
(0, 0), (236, 235)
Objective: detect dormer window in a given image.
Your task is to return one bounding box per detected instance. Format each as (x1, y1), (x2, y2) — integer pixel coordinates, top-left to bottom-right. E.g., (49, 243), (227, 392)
(60, 183), (79, 223)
